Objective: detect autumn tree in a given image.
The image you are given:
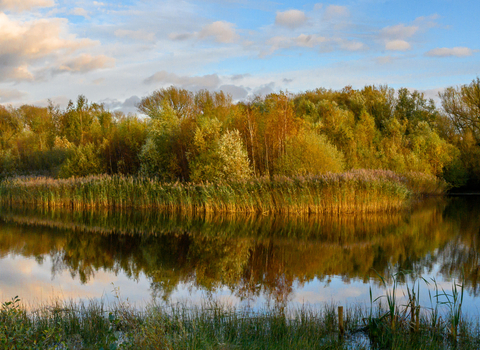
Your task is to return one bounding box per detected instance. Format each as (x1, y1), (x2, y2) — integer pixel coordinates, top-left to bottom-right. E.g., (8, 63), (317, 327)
(248, 92), (300, 176)
(274, 128), (345, 176)
(440, 78), (480, 186)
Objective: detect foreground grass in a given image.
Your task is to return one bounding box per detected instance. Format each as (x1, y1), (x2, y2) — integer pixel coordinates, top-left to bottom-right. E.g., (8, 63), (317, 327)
(0, 170), (447, 213)
(1, 296), (479, 350)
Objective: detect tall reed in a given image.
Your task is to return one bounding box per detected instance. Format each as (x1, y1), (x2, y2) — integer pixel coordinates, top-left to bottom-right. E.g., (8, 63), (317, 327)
(0, 170), (447, 213)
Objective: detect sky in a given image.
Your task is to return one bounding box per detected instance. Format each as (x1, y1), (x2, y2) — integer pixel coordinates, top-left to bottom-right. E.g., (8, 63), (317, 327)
(0, 0), (478, 113)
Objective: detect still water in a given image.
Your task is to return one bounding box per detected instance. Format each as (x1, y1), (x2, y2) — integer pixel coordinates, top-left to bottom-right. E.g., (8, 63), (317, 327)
(0, 196), (479, 314)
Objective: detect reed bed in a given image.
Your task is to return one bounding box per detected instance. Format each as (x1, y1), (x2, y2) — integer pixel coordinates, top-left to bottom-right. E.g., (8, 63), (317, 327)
(0, 170), (447, 213)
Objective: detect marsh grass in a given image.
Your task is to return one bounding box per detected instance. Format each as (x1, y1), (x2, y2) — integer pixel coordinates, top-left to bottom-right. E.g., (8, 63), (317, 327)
(362, 271), (473, 350)
(1, 285), (479, 350)
(0, 170), (447, 213)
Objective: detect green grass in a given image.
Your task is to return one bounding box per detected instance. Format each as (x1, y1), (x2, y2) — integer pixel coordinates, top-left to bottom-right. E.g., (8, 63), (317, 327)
(0, 170), (447, 213)
(1, 290), (479, 350)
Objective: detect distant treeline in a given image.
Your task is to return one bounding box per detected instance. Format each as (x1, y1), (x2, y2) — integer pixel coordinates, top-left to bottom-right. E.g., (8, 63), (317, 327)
(1, 78), (479, 188)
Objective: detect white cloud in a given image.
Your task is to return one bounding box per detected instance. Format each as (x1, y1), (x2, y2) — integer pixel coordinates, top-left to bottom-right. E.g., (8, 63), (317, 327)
(0, 12), (96, 82)
(378, 17), (440, 53)
(0, 14), (83, 60)
(336, 39), (365, 51)
(419, 87), (444, 103)
(425, 47), (476, 57)
(101, 95), (141, 114)
(169, 32), (195, 41)
(115, 29), (156, 42)
(123, 95), (141, 108)
(380, 24), (419, 40)
(296, 34), (327, 48)
(0, 89), (26, 103)
(264, 36), (290, 54)
(385, 40), (411, 51)
(32, 95), (70, 109)
(230, 74), (250, 81)
(92, 78), (105, 85)
(263, 34), (364, 56)
(217, 84), (249, 100)
(380, 23), (418, 51)
(323, 5), (349, 20)
(375, 55), (396, 65)
(71, 7), (89, 18)
(9, 65), (35, 81)
(253, 82), (275, 96)
(413, 14), (440, 29)
(198, 21), (237, 43)
(0, 0), (54, 12)
(144, 71), (221, 90)
(275, 9), (307, 29)
(313, 3), (323, 11)
(56, 54), (115, 74)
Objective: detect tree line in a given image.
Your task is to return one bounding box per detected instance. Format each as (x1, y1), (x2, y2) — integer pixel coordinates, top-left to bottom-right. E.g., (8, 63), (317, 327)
(1, 78), (479, 187)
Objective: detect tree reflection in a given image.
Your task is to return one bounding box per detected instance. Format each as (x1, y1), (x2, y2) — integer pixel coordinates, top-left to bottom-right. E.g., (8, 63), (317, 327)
(0, 197), (478, 303)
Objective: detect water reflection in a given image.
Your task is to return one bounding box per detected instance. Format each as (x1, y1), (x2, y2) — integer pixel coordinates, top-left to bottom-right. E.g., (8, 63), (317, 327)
(0, 197), (479, 305)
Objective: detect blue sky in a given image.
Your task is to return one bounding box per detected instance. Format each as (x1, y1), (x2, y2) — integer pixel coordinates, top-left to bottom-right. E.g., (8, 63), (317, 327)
(0, 0), (478, 112)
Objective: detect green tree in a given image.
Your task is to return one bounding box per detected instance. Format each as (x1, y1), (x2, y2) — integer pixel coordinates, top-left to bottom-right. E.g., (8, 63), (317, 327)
(408, 121), (455, 176)
(189, 117), (252, 182)
(395, 88), (438, 133)
(139, 101), (184, 179)
(318, 100), (357, 168)
(102, 116), (147, 174)
(58, 143), (105, 178)
(440, 78), (480, 144)
(138, 86), (195, 120)
(138, 88), (197, 180)
(440, 78), (480, 185)
(275, 128), (345, 176)
(0, 106), (21, 151)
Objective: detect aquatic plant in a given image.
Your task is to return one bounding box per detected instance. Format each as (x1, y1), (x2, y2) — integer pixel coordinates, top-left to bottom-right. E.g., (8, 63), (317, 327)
(0, 281), (476, 350)
(0, 169), (446, 213)
(361, 270), (467, 349)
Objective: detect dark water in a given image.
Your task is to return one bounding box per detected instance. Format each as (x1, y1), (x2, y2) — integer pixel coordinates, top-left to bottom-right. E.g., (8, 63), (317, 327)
(0, 196), (479, 312)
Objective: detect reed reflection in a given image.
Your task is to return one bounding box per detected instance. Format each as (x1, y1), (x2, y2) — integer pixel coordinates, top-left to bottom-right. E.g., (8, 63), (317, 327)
(0, 197), (478, 303)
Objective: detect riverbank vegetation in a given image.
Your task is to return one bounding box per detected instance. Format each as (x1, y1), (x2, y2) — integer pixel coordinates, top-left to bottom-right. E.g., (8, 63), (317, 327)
(1, 277), (478, 350)
(1, 79), (480, 190)
(0, 169), (446, 212)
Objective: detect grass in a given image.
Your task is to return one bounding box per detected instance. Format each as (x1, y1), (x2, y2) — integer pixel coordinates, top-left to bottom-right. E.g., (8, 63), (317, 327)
(1, 279), (478, 350)
(0, 169), (447, 213)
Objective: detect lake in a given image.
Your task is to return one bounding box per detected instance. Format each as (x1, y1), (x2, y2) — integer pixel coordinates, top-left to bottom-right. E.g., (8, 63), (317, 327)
(0, 196), (479, 315)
